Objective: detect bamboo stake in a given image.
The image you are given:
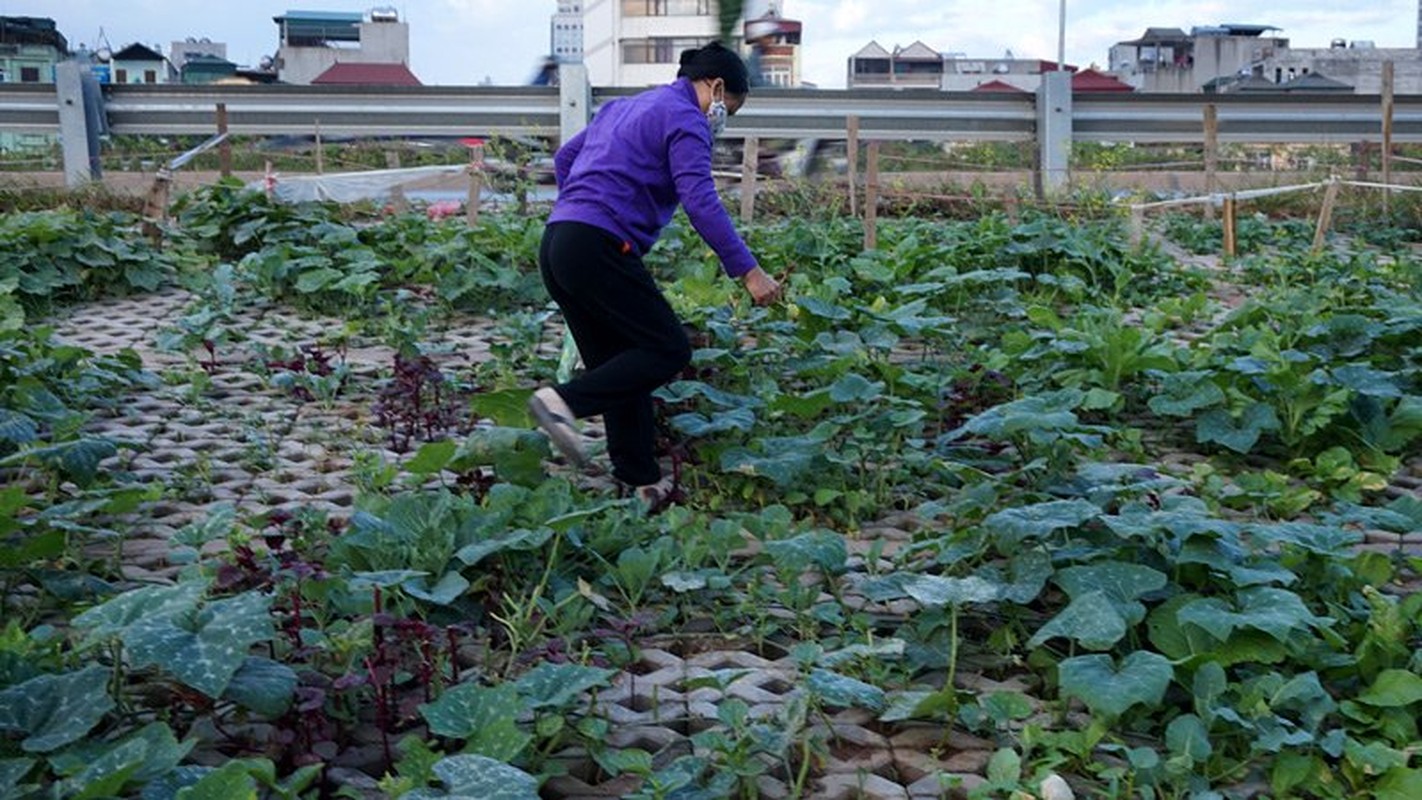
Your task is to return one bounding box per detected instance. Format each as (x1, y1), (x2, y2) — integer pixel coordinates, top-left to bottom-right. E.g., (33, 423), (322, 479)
(740, 136), (759, 223)
(1221, 195), (1237, 259)
(314, 119), (323, 174)
(467, 139), (485, 227)
(864, 140), (880, 251)
(847, 115), (860, 218)
(215, 103), (231, 178)
(1203, 104), (1218, 221)
(1312, 179), (1340, 254)
(1382, 61), (1394, 214)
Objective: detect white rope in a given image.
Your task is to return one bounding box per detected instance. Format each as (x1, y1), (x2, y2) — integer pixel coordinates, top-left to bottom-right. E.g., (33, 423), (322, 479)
(1126, 180), (1336, 212)
(1341, 180), (1422, 193)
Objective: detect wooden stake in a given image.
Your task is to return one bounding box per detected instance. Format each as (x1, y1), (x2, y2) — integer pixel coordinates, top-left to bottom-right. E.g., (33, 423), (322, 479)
(314, 119), (323, 174)
(1312, 179), (1340, 254)
(466, 140), (485, 227)
(1203, 103), (1218, 221)
(1128, 206), (1145, 248)
(1222, 195), (1237, 260)
(388, 184), (409, 214)
(847, 115), (860, 217)
(215, 103), (231, 178)
(864, 140), (880, 251)
(141, 167), (172, 245)
(740, 136), (759, 223)
(1382, 61), (1394, 213)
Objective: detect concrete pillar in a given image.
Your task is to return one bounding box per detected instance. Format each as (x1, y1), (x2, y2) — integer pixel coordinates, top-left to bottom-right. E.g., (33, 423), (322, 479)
(56, 61), (101, 187)
(558, 62), (590, 145)
(1036, 70), (1072, 195)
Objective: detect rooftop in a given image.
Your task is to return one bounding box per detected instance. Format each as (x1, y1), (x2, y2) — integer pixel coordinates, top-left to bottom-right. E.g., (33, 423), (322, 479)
(310, 61), (421, 86)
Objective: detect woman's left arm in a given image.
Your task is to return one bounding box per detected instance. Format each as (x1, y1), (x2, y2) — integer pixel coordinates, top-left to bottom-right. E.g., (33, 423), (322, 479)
(668, 125), (758, 279)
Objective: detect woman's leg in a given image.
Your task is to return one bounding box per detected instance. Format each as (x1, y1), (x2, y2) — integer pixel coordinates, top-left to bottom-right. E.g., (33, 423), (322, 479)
(538, 222), (690, 484)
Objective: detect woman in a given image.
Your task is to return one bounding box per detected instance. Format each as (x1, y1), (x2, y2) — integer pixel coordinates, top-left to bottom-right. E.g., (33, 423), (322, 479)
(529, 42), (781, 508)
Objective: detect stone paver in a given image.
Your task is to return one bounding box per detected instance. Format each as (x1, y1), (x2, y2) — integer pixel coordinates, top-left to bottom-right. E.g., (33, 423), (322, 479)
(28, 245), (1422, 798)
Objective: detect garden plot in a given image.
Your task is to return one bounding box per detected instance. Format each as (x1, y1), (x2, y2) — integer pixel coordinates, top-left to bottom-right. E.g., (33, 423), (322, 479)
(2, 186), (1421, 799)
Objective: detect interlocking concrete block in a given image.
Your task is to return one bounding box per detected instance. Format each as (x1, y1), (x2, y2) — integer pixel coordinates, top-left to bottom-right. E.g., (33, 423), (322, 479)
(542, 772), (646, 799)
(687, 650), (774, 670)
(814, 771), (910, 800)
(907, 771), (986, 799)
(889, 726), (993, 754)
(820, 743), (893, 777)
(815, 720), (890, 750)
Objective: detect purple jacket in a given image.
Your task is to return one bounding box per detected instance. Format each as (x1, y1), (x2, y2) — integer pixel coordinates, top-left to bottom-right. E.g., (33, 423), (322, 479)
(549, 78), (757, 278)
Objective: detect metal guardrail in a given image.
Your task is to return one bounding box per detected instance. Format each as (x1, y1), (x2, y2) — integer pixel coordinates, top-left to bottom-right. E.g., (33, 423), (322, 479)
(4, 82), (1419, 144)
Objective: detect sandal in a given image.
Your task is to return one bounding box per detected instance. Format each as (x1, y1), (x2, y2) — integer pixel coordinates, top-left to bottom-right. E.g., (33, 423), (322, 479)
(528, 388), (587, 467)
(633, 476), (678, 513)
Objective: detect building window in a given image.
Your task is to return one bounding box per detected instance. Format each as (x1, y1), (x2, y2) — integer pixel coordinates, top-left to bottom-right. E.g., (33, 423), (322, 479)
(116, 68), (128, 83)
(621, 0), (712, 16)
(623, 37), (712, 64)
(144, 69), (157, 83)
(20, 66), (40, 82)
(894, 60), (942, 76)
(853, 59), (890, 76)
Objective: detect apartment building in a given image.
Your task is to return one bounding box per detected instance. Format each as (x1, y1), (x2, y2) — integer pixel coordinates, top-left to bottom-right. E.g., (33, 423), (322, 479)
(1109, 22), (1422, 94)
(0, 16), (66, 152)
(1260, 42), (1422, 94)
(582, 0), (720, 87)
(552, 1), (584, 64)
(846, 42), (1096, 93)
(111, 43), (167, 85)
(847, 40), (943, 89)
(745, 10), (802, 87)
(272, 8), (414, 86)
(575, 1), (798, 87)
(0, 16), (66, 85)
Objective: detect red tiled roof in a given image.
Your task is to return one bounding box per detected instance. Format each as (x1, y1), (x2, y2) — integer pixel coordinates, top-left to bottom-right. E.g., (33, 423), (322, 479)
(1071, 68), (1133, 92)
(971, 79), (1028, 93)
(311, 62), (422, 86)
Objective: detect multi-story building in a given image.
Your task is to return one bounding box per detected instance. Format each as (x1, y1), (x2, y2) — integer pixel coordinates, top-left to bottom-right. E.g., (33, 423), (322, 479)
(744, 9), (802, 87)
(111, 43), (168, 85)
(583, 0), (719, 87)
(575, 1), (801, 88)
(1109, 22), (1422, 94)
(847, 40), (943, 89)
(0, 16), (66, 152)
(1109, 25), (1290, 93)
(272, 7), (414, 86)
(551, 1), (584, 63)
(169, 37), (227, 80)
(939, 52), (1071, 92)
(1260, 42), (1422, 94)
(180, 54), (239, 84)
(0, 16), (66, 85)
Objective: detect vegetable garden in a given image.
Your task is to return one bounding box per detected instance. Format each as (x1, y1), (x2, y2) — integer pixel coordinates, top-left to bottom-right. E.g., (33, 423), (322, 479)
(1, 177), (1420, 799)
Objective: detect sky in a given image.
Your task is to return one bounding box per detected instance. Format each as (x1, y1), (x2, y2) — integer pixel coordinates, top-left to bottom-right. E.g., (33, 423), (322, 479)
(5, 0), (1416, 88)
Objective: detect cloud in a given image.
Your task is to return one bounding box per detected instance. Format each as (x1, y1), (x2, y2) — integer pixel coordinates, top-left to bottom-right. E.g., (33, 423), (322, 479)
(829, 1), (871, 33)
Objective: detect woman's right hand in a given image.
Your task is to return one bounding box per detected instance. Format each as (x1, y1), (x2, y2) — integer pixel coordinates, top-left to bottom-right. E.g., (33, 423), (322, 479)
(741, 266), (782, 306)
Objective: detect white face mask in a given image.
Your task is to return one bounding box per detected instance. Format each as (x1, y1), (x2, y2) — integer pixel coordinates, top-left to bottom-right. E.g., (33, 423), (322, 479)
(707, 98), (728, 137)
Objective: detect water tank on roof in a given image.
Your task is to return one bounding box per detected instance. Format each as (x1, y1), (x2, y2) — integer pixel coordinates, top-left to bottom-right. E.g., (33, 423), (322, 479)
(370, 7), (399, 22)
(1331, 38), (1346, 49)
(1350, 40), (1375, 49)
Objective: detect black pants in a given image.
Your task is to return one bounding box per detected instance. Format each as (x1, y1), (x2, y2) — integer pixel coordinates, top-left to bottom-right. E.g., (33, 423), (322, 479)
(539, 221), (691, 486)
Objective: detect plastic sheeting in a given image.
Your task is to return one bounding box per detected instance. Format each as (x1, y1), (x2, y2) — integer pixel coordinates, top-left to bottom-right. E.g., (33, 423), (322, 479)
(247, 164), (468, 204)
